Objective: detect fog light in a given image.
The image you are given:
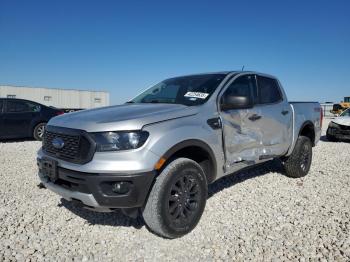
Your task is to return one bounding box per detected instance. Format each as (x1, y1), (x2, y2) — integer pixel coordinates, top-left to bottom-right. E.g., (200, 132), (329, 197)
(112, 182), (131, 194)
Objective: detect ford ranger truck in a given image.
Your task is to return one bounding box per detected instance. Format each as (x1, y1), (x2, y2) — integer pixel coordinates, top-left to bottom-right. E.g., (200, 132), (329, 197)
(37, 71), (322, 238)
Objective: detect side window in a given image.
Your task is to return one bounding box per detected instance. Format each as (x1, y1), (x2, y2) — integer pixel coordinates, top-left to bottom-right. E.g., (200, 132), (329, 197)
(6, 101), (29, 113)
(257, 76), (282, 104)
(222, 75), (255, 101)
(6, 100), (40, 113)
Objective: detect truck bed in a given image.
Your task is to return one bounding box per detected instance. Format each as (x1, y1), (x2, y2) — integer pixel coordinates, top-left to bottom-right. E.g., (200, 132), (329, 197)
(288, 101), (322, 155)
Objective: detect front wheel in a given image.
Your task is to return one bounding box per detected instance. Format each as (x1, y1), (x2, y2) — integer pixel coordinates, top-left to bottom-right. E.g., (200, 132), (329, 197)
(33, 123), (46, 141)
(282, 136), (312, 178)
(142, 158), (207, 239)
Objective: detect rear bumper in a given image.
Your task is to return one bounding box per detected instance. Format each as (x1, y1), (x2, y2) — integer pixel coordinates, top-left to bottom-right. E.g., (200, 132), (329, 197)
(37, 158), (156, 211)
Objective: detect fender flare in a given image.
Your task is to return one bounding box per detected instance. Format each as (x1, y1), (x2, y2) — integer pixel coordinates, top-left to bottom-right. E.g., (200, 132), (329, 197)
(162, 139), (218, 183)
(298, 120), (315, 144)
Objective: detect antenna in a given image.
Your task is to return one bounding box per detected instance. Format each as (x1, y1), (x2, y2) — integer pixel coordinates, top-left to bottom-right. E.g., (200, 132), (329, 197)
(241, 65), (245, 71)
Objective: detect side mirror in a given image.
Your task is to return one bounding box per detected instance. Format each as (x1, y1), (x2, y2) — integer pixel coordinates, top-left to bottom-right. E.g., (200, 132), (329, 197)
(221, 95), (253, 111)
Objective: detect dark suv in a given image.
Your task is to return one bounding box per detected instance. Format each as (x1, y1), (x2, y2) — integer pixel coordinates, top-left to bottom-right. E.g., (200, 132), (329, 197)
(0, 98), (64, 141)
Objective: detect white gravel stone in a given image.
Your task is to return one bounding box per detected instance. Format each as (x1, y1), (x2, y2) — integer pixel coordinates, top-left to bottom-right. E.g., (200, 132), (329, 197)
(0, 118), (349, 261)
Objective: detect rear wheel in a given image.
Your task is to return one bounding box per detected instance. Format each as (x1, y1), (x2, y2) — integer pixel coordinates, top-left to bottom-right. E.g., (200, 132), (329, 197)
(142, 158), (207, 239)
(33, 123), (46, 141)
(282, 136), (312, 178)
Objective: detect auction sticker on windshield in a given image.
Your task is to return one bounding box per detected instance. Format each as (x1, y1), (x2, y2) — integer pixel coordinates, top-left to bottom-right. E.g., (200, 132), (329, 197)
(184, 92), (209, 99)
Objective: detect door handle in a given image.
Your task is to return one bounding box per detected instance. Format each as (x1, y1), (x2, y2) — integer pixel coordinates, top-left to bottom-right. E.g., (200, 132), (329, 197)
(248, 114), (262, 121)
(281, 110), (289, 115)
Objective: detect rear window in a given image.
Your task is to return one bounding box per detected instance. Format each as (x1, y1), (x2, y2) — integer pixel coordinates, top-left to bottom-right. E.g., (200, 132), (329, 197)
(257, 76), (282, 104)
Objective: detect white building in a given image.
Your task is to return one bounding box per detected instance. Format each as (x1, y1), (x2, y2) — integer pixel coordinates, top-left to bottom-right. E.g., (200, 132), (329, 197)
(0, 85), (109, 110)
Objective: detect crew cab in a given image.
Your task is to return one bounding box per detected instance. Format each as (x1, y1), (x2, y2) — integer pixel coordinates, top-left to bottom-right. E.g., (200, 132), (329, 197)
(37, 71), (322, 238)
(0, 98), (63, 140)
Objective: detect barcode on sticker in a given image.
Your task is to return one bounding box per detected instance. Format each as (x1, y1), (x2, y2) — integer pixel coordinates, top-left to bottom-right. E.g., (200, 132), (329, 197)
(184, 92), (209, 99)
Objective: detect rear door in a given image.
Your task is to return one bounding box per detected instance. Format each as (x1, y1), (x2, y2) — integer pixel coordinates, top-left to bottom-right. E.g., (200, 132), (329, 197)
(252, 75), (292, 158)
(3, 100), (41, 138)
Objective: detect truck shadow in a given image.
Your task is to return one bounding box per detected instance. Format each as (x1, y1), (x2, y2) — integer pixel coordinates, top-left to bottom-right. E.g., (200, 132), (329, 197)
(59, 199), (145, 229)
(320, 135), (350, 143)
(59, 159), (284, 229)
(208, 159), (284, 198)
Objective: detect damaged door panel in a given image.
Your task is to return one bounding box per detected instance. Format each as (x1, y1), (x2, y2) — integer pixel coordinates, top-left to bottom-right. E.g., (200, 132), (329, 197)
(253, 76), (292, 158)
(219, 74), (293, 172)
(219, 74), (265, 170)
(221, 109), (264, 166)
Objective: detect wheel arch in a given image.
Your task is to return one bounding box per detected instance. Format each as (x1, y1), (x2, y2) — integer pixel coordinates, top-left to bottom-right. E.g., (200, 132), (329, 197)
(161, 139), (217, 184)
(298, 120), (316, 146)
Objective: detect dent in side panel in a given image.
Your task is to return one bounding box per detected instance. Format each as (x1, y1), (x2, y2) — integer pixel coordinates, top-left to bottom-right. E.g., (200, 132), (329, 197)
(222, 110), (267, 167)
(221, 105), (291, 170)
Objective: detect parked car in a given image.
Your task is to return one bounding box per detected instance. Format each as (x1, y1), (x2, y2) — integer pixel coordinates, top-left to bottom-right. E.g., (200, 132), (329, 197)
(0, 98), (64, 141)
(37, 71), (322, 238)
(326, 108), (350, 141)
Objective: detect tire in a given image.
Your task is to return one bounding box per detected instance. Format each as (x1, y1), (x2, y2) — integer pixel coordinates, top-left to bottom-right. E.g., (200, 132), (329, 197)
(142, 158), (207, 239)
(33, 123), (46, 141)
(282, 136), (312, 178)
(326, 129), (337, 142)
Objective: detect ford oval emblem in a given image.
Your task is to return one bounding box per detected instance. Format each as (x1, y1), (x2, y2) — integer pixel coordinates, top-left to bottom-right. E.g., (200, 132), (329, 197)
(52, 137), (65, 149)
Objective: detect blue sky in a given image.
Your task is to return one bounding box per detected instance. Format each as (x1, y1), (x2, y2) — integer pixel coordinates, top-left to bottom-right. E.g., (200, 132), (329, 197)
(0, 0), (349, 104)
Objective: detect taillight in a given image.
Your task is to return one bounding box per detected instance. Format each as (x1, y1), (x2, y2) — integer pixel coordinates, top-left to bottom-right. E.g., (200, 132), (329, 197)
(315, 107), (323, 128)
(56, 111), (64, 116)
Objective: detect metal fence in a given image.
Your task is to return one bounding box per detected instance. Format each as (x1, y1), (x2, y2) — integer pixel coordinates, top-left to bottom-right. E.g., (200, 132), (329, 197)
(320, 103), (335, 117)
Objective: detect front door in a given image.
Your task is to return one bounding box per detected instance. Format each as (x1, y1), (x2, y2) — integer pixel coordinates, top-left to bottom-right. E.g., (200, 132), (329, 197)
(219, 74), (263, 171)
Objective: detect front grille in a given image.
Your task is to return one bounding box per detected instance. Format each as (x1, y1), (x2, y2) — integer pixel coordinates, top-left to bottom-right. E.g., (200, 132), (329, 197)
(42, 126), (95, 164)
(44, 131), (80, 160)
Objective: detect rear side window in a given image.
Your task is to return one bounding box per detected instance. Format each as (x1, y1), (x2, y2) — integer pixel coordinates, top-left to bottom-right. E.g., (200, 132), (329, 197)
(6, 101), (29, 112)
(257, 76), (282, 104)
(6, 100), (41, 113)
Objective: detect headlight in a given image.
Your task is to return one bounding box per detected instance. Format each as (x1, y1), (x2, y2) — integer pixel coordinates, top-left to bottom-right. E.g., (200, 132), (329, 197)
(328, 121), (339, 128)
(90, 131), (149, 152)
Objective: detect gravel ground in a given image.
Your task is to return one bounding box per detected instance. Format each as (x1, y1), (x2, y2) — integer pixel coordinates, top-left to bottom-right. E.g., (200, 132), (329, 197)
(0, 119), (349, 261)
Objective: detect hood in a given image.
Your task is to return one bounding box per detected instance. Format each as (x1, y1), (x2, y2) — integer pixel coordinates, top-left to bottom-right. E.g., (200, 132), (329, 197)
(48, 103), (199, 132)
(332, 116), (350, 126)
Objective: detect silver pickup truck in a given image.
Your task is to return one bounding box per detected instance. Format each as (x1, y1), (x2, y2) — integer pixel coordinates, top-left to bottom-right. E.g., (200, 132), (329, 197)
(37, 71), (322, 238)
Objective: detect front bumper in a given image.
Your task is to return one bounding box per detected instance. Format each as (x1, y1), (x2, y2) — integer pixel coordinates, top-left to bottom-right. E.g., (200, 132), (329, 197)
(37, 158), (156, 211)
(327, 127), (350, 140)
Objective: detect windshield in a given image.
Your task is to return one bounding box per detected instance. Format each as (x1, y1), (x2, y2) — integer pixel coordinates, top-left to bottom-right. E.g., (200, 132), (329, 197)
(131, 74), (226, 106)
(340, 108), (350, 117)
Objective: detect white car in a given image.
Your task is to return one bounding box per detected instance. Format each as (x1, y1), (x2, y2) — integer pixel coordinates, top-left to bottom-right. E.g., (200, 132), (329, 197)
(327, 108), (350, 141)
